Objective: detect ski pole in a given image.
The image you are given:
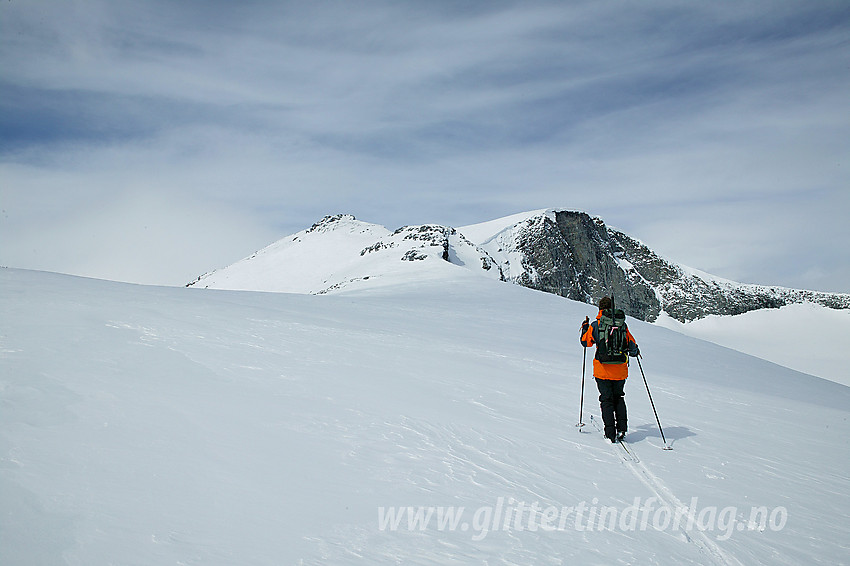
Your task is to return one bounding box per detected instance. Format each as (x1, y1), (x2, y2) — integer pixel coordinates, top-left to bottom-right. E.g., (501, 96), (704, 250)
(636, 356), (672, 450)
(576, 317), (589, 429)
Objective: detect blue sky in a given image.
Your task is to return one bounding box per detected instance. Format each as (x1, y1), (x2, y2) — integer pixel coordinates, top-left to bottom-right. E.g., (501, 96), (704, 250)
(1, 0), (849, 292)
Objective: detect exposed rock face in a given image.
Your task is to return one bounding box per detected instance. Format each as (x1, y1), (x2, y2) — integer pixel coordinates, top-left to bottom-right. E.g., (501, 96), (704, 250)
(480, 211), (658, 320)
(489, 210), (850, 322)
(605, 228), (782, 321)
(306, 213), (355, 233)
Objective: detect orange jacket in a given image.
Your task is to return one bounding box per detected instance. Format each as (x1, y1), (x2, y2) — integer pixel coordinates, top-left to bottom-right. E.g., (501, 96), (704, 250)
(580, 311), (638, 381)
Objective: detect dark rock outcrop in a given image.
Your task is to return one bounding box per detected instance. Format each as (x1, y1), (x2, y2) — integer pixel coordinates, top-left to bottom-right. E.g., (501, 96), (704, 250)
(507, 212), (660, 320)
(496, 210), (850, 322)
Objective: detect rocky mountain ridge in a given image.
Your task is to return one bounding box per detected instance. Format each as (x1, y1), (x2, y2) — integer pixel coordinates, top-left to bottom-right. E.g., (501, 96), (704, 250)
(479, 210), (850, 322)
(189, 210), (850, 322)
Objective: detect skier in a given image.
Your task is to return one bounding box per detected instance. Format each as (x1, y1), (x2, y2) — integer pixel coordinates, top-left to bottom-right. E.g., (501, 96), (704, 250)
(580, 297), (640, 442)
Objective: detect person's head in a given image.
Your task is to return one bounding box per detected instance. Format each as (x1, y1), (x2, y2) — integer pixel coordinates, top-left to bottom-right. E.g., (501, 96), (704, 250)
(598, 296), (612, 311)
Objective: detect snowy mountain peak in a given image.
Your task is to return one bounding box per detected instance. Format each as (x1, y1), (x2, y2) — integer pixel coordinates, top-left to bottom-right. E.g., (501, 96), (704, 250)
(188, 215), (502, 294)
(189, 209), (850, 322)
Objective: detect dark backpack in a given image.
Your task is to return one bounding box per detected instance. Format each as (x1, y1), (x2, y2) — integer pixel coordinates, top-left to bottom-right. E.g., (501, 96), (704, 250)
(597, 308), (629, 364)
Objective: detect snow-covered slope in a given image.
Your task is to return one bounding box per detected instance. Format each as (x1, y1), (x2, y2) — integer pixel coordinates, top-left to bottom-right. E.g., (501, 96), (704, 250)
(458, 208), (548, 244)
(656, 303), (850, 387)
(2, 267), (848, 565)
(186, 214), (391, 293)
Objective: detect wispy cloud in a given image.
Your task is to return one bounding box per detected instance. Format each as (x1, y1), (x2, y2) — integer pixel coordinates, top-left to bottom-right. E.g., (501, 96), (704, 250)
(1, 1), (848, 290)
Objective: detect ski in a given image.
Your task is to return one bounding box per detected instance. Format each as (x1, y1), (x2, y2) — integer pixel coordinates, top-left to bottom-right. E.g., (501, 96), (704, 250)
(589, 415), (639, 463)
(618, 437), (640, 463)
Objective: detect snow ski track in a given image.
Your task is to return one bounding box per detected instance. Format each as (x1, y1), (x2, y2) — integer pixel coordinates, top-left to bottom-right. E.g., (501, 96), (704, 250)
(619, 442), (742, 566)
(589, 415), (741, 566)
(629, 458), (743, 566)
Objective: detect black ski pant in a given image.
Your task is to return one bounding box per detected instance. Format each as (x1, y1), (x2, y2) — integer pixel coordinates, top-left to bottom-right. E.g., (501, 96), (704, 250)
(595, 378), (627, 439)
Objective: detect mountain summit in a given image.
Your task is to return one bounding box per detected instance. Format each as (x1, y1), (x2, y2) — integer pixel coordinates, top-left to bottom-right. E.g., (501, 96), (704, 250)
(188, 210), (850, 322)
(187, 214), (503, 295)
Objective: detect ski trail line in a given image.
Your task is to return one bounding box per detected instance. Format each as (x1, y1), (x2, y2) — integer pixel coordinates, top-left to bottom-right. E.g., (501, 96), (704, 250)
(588, 414), (741, 566)
(622, 446), (744, 566)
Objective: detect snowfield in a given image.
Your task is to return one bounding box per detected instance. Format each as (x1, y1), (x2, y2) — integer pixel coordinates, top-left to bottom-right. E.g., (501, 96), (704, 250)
(655, 303), (850, 387)
(1, 267), (848, 565)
